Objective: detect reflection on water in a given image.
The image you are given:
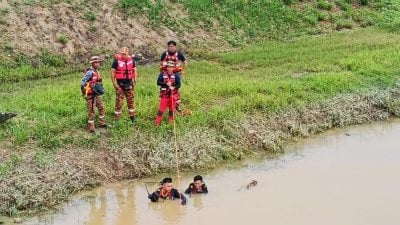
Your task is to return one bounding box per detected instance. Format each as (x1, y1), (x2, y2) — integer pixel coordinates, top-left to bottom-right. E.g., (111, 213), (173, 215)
(84, 184), (137, 225)
(16, 120), (400, 225)
(147, 200), (186, 225)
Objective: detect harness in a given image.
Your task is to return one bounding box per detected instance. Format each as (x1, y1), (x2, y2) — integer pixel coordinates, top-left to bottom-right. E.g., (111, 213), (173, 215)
(83, 68), (101, 96)
(160, 72), (178, 97)
(160, 51), (182, 72)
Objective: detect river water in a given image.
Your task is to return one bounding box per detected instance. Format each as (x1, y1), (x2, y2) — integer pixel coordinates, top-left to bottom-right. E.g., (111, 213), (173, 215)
(6, 120), (400, 225)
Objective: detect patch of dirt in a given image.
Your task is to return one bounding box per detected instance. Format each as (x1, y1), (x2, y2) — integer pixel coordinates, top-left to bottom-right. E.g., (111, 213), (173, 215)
(0, 0), (221, 61)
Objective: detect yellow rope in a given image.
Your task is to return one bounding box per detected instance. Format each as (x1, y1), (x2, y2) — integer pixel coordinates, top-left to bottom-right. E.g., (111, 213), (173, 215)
(171, 95), (182, 199)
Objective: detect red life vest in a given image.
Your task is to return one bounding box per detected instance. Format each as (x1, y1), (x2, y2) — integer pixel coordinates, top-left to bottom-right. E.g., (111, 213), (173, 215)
(158, 188), (173, 199)
(114, 54), (135, 80)
(83, 68), (101, 96)
(160, 72), (178, 97)
(189, 184), (206, 193)
(160, 51), (182, 72)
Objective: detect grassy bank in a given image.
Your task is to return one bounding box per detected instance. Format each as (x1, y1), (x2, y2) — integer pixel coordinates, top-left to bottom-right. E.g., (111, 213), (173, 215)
(118, 0), (398, 45)
(0, 50), (75, 83)
(0, 0), (396, 71)
(1, 28), (400, 215)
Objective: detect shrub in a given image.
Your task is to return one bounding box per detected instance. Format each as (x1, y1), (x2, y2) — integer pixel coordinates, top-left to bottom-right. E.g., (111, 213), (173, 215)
(57, 34), (69, 45)
(317, 0), (333, 10)
(336, 19), (353, 30)
(39, 49), (67, 67)
(88, 25), (97, 33)
(335, 0), (352, 11)
(118, 0), (151, 10)
(305, 14), (318, 25)
(0, 7), (10, 15)
(84, 12), (96, 21)
(3, 43), (13, 53)
(316, 11), (328, 21)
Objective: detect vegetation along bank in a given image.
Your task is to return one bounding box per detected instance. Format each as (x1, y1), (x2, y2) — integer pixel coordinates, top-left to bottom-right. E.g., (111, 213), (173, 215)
(1, 0), (400, 217)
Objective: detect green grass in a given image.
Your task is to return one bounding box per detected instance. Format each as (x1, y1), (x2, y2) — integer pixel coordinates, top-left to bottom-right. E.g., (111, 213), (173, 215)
(1, 28), (400, 149)
(57, 34), (69, 45)
(0, 153), (22, 176)
(116, 0), (395, 46)
(317, 0), (334, 10)
(84, 11), (96, 21)
(0, 50), (73, 83)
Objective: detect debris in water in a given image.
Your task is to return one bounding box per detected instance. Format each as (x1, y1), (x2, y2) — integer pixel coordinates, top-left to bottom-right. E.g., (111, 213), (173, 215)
(246, 180), (258, 189)
(236, 179), (258, 191)
(345, 133), (351, 136)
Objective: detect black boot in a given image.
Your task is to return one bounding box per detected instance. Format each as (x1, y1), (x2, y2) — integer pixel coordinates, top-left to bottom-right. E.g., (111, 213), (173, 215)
(99, 124), (111, 129)
(130, 116), (137, 123)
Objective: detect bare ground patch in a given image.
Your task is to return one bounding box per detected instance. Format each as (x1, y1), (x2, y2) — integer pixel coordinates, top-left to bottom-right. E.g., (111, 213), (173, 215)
(0, 1), (221, 62)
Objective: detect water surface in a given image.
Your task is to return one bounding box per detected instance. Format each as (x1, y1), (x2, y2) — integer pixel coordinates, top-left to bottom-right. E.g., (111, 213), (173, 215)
(14, 120), (400, 225)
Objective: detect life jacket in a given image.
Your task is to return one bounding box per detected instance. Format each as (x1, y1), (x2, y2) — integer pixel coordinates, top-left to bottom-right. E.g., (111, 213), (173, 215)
(160, 72), (178, 97)
(83, 68), (102, 96)
(160, 51), (182, 72)
(158, 188), (173, 200)
(114, 54), (135, 80)
(189, 183), (206, 194)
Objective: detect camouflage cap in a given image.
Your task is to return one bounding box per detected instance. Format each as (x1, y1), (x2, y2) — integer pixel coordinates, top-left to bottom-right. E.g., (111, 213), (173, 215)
(89, 56), (103, 64)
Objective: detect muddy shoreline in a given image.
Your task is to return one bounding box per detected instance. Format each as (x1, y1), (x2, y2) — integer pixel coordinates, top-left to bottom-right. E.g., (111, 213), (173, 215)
(1, 84), (400, 217)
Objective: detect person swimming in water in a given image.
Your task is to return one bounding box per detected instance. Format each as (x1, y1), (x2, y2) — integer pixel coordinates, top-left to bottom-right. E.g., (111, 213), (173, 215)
(184, 175), (208, 194)
(148, 177), (187, 205)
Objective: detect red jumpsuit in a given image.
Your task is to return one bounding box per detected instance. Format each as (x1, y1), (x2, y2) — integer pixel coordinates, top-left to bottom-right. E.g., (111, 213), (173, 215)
(155, 71), (181, 126)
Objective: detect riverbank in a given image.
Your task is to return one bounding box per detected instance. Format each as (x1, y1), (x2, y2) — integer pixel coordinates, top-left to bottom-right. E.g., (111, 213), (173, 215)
(1, 28), (400, 216)
(15, 119), (400, 225)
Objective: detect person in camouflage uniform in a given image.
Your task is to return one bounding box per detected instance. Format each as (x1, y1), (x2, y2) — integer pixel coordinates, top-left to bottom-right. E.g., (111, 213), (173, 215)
(111, 47), (137, 123)
(81, 56), (108, 133)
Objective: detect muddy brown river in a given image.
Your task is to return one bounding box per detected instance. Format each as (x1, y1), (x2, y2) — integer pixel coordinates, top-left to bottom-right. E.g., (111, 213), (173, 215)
(4, 120), (400, 225)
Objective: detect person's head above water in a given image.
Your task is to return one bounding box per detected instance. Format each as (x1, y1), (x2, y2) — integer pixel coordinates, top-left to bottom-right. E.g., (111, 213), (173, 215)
(193, 175), (204, 189)
(193, 175), (203, 182)
(161, 177), (173, 192)
(161, 177), (172, 184)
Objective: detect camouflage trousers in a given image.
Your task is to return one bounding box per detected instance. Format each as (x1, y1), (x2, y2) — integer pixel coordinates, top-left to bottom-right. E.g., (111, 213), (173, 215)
(85, 95), (106, 131)
(114, 88), (136, 119)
